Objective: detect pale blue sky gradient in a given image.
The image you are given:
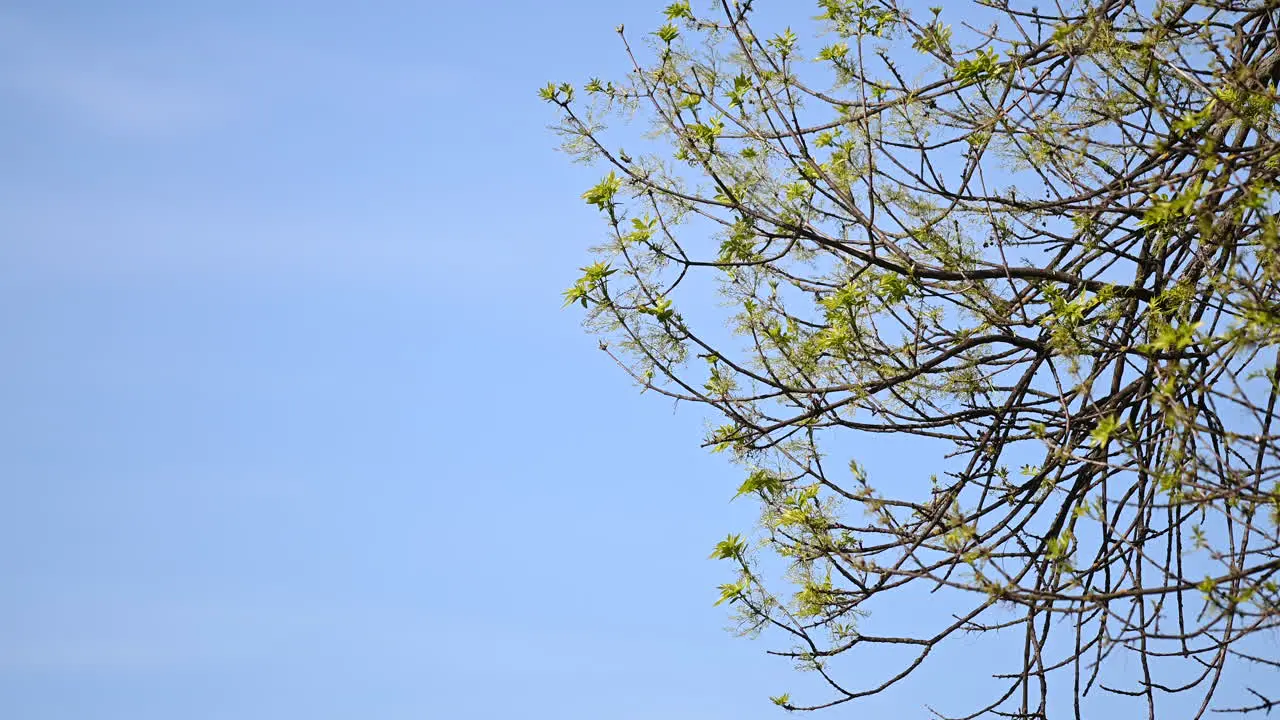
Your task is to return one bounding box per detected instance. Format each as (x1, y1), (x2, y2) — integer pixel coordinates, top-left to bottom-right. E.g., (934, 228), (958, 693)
(0, 2), (784, 717)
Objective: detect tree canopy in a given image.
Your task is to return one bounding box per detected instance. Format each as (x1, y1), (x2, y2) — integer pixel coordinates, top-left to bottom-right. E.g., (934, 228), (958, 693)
(544, 0), (1280, 717)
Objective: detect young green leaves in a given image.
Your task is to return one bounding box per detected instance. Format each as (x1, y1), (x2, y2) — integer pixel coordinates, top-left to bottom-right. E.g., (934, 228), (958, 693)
(582, 172), (622, 211)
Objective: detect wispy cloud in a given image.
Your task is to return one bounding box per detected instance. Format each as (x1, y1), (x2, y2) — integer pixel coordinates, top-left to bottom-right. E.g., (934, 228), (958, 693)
(0, 13), (234, 139)
(0, 10), (462, 140)
(0, 7), (481, 285)
(1, 63), (231, 138)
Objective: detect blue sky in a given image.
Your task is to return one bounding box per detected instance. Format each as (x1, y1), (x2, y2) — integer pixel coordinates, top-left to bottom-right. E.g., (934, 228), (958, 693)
(0, 2), (1271, 719)
(0, 2), (792, 718)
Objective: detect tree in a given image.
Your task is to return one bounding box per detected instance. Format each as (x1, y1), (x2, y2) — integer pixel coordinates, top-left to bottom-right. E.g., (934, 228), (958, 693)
(544, 1), (1280, 717)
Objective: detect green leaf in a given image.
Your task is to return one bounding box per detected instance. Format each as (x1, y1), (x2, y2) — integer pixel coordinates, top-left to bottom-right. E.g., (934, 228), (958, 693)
(1089, 415), (1119, 447)
(582, 172), (622, 210)
(655, 23), (679, 43)
(953, 48), (1002, 83)
(727, 73), (753, 110)
(817, 42), (849, 62)
(1146, 322), (1202, 353)
(1197, 576), (1217, 596)
(1045, 531), (1074, 560)
(561, 281), (588, 309)
(713, 579), (748, 606)
(768, 28), (799, 57)
(878, 273), (912, 304)
(640, 296), (676, 322)
(709, 533), (747, 560)
(664, 1), (693, 21)
(912, 22), (952, 55)
(580, 261), (616, 283)
(734, 469), (783, 498)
